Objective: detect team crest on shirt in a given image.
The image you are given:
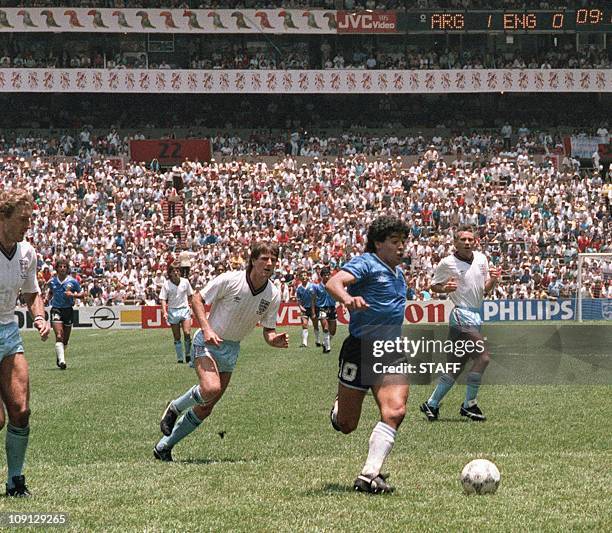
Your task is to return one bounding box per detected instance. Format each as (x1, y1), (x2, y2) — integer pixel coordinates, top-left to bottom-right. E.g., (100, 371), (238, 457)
(257, 299), (270, 315)
(376, 274), (387, 283)
(18, 259), (29, 279)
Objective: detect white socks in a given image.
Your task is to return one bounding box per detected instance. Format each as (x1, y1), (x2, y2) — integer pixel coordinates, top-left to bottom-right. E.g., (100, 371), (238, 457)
(361, 422), (397, 478)
(323, 332), (331, 350)
(55, 342), (65, 364)
(301, 329), (308, 346)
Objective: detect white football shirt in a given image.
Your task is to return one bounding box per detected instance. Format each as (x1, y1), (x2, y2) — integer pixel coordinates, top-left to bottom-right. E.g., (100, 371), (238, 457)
(0, 241), (40, 324)
(200, 270), (280, 342)
(159, 278), (194, 309)
(432, 251), (489, 309)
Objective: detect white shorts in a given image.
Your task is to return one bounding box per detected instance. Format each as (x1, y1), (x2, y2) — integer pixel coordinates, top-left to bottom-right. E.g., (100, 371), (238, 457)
(0, 322), (24, 361)
(193, 330), (240, 373)
(168, 307), (191, 325)
(450, 307), (483, 332)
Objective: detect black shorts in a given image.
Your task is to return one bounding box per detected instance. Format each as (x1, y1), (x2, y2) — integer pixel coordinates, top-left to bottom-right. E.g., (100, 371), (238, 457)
(338, 334), (409, 391)
(50, 307), (74, 326)
(316, 306), (337, 321)
(301, 307), (314, 319)
(338, 335), (367, 390)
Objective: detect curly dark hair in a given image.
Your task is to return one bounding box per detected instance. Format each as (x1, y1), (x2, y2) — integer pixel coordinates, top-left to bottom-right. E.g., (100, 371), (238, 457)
(365, 216), (410, 253)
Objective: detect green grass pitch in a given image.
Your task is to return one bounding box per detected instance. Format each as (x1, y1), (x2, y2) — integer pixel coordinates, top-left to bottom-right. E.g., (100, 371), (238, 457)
(0, 326), (610, 531)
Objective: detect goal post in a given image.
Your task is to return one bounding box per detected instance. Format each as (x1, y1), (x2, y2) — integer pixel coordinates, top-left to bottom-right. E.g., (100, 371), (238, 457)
(576, 253), (612, 322)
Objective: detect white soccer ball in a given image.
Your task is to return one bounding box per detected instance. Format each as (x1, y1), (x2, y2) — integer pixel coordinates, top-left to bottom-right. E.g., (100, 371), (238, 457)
(460, 459), (500, 495)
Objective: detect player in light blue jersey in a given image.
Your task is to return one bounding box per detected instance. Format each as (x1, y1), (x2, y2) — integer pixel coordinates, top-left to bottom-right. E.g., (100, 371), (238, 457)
(313, 267), (337, 353)
(326, 216), (410, 494)
(47, 258), (84, 370)
(295, 271), (319, 348)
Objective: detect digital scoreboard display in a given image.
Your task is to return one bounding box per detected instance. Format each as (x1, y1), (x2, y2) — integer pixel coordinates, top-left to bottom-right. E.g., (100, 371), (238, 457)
(405, 9), (611, 32)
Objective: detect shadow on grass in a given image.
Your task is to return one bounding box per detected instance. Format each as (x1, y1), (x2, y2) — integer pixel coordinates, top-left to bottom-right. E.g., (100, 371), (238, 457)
(303, 483), (355, 496)
(178, 457), (246, 465)
(418, 416), (479, 423)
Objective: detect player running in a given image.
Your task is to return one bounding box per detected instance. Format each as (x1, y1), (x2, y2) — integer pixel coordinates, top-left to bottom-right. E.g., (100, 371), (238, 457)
(419, 225), (500, 422)
(160, 264), (194, 364)
(326, 216), (410, 494)
(313, 267), (337, 354)
(47, 258), (84, 370)
(154, 242), (289, 461)
(296, 270), (319, 348)
(0, 188), (50, 497)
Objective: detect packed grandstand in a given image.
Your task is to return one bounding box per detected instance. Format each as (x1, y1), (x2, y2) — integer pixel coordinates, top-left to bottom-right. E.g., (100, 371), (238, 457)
(0, 1), (609, 310)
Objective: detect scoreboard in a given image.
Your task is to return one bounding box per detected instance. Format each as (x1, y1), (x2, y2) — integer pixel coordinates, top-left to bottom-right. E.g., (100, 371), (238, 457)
(403, 8), (611, 33)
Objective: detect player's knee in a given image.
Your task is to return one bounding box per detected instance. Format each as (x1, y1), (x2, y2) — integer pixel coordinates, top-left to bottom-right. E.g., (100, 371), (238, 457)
(8, 406), (30, 427)
(201, 383), (222, 399)
(381, 405), (406, 428)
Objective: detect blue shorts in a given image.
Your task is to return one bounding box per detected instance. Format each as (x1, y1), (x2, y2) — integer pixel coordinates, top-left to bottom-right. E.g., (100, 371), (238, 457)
(193, 330), (240, 373)
(0, 322), (24, 361)
(449, 307), (483, 334)
(168, 307), (191, 325)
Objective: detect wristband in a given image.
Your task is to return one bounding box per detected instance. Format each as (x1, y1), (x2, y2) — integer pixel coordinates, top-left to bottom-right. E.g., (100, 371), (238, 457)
(33, 315), (46, 322)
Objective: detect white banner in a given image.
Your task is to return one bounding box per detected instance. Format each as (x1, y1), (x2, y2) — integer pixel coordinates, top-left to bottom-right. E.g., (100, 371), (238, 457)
(0, 69), (608, 94)
(15, 305), (142, 330)
(0, 8), (336, 34)
(569, 135), (609, 158)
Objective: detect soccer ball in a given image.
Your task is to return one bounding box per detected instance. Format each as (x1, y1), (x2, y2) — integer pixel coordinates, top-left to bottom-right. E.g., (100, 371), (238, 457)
(460, 459), (500, 495)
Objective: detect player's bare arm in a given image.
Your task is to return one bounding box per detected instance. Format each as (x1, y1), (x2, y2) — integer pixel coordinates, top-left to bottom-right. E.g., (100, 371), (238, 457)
(23, 292), (50, 341)
(160, 299), (169, 321)
(192, 292), (221, 346)
(485, 267), (501, 294)
(326, 270), (369, 311)
(431, 277), (458, 294)
(263, 328), (289, 348)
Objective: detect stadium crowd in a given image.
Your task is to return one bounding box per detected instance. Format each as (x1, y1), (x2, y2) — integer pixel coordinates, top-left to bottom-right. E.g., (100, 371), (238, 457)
(1, 39), (608, 71)
(189, 44), (609, 71)
(1, 143), (610, 306)
(2, 123), (608, 161)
